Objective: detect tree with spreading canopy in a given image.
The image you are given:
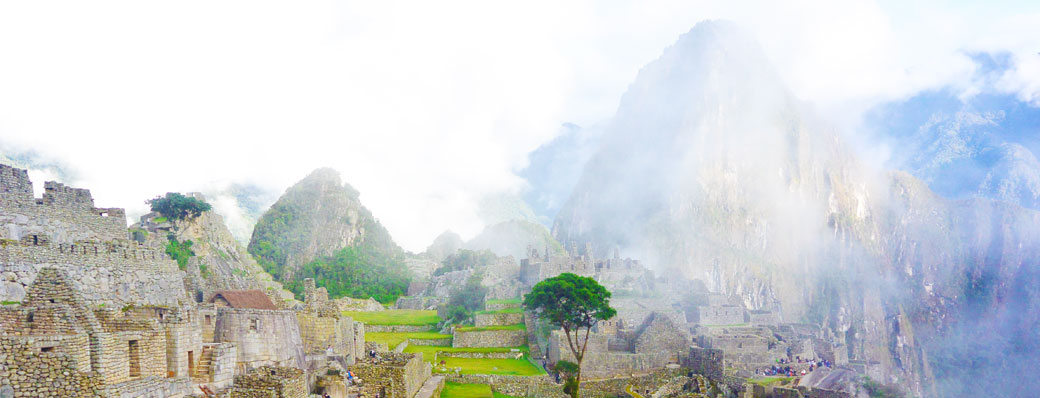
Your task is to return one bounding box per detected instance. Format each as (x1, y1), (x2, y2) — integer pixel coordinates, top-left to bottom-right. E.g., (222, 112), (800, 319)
(146, 192), (212, 221)
(523, 272), (616, 398)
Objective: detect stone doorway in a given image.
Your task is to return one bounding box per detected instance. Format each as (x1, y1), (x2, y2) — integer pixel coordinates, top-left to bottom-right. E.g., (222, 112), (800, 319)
(128, 340), (141, 378)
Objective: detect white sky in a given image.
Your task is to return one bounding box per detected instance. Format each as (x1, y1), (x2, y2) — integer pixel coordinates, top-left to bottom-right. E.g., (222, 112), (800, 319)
(0, 0), (1037, 251)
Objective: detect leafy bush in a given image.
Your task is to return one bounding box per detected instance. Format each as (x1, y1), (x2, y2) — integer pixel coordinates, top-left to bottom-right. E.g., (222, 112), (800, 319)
(434, 249), (497, 276)
(147, 192), (212, 221)
(164, 234), (195, 270)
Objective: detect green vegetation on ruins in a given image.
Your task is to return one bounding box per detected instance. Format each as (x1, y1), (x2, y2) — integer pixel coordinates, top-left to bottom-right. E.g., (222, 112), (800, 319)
(455, 324), (526, 332)
(365, 332), (452, 348)
(164, 234), (195, 270)
(485, 298), (522, 306)
(146, 192), (211, 221)
(474, 307), (523, 315)
(441, 382), (522, 398)
(434, 357), (544, 376)
(342, 310), (440, 326)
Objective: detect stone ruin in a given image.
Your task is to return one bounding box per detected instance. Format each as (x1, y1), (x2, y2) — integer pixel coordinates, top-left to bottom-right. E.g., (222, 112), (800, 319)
(547, 311), (692, 379)
(0, 165), (383, 397)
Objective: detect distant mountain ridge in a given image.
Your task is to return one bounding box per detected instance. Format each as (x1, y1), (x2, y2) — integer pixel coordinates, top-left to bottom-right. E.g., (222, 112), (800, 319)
(552, 20), (1040, 397)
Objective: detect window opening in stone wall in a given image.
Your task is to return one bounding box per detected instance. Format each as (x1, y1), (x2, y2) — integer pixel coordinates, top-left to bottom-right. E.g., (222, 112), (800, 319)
(32, 235), (37, 245)
(49, 299), (55, 303)
(128, 340), (141, 378)
(250, 318), (260, 332)
(188, 350), (195, 376)
(205, 315), (211, 326)
(26, 311), (34, 323)
(41, 346), (54, 353)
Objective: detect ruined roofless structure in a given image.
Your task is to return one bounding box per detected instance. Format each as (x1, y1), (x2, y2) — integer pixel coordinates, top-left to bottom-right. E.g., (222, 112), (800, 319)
(0, 164), (187, 307)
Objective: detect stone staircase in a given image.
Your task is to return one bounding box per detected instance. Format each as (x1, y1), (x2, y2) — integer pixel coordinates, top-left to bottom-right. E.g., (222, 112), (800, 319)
(194, 345), (215, 383)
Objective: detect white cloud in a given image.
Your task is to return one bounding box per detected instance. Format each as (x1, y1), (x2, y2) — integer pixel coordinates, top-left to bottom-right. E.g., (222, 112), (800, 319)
(0, 0), (1036, 251)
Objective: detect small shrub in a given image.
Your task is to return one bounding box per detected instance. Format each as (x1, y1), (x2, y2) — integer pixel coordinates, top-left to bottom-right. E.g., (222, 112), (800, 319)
(165, 234), (195, 270)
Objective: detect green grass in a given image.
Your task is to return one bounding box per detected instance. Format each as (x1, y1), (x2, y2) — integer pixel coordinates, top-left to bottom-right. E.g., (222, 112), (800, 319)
(474, 307), (523, 315)
(442, 382), (493, 398)
(365, 332), (451, 348)
(626, 385), (645, 398)
(403, 345), (528, 363)
(456, 323), (526, 332)
(343, 310), (440, 326)
(153, 216), (168, 223)
(433, 357), (545, 376)
(485, 298), (522, 306)
(748, 376), (793, 387)
(1, 301), (19, 305)
(493, 392), (520, 398)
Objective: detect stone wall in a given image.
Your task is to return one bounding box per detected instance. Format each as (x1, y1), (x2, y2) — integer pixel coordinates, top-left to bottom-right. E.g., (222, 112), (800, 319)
(228, 366), (308, 398)
(213, 308), (305, 370)
(697, 305), (745, 325)
(453, 328), (527, 348)
(475, 312), (523, 327)
(351, 352), (430, 398)
(103, 376), (192, 398)
(0, 166), (129, 244)
(681, 347), (724, 381)
(0, 242), (188, 306)
(207, 342), (238, 389)
(365, 324), (436, 333)
(94, 317), (168, 385)
(0, 335), (103, 397)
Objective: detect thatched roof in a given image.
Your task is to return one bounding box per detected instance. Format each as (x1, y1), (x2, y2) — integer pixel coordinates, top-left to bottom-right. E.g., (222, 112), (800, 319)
(208, 290), (278, 310)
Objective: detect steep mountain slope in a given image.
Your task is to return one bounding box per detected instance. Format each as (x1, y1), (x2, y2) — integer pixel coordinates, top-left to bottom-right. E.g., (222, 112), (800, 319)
(248, 168), (403, 280)
(247, 168), (410, 302)
(553, 21), (1040, 397)
(133, 197), (294, 305)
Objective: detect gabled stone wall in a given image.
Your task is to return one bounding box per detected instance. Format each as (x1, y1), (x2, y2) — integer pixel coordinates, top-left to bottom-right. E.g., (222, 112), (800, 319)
(214, 308), (305, 370)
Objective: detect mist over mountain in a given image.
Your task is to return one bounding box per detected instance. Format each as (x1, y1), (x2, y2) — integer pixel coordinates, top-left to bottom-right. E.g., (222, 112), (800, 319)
(552, 20), (1040, 397)
(865, 56), (1040, 210)
(519, 123), (603, 226)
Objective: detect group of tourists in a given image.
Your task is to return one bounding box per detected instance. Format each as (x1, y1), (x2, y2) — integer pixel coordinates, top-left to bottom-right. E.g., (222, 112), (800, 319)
(759, 356), (832, 377)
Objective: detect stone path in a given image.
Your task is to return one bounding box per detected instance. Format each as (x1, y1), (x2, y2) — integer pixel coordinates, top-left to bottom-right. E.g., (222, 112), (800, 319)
(414, 375), (445, 398)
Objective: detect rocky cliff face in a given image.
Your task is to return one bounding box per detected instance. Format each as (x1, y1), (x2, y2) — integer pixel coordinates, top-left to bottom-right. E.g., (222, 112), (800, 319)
(553, 21), (1040, 397)
(133, 202), (294, 305)
(247, 168), (402, 281)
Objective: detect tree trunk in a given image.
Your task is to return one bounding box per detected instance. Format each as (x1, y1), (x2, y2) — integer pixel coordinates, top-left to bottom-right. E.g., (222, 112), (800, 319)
(574, 363), (582, 398)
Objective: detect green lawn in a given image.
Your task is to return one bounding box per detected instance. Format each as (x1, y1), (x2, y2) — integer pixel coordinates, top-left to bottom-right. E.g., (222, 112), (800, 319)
(748, 376), (794, 386)
(343, 310), (441, 326)
(365, 332), (452, 348)
(433, 357), (545, 376)
(485, 298), (522, 306)
(456, 323), (526, 332)
(440, 383), (521, 398)
(474, 307), (524, 315)
(403, 345), (528, 363)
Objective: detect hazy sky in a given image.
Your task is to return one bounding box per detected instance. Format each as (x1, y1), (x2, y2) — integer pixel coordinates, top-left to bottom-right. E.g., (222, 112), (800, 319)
(0, 1), (1037, 251)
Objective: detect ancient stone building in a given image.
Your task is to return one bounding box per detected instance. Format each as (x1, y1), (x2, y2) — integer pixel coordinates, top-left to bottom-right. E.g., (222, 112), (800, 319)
(351, 352), (433, 398)
(0, 165), (187, 306)
(0, 267), (193, 397)
(547, 311), (692, 379)
(297, 278), (365, 364)
(207, 290), (306, 371)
